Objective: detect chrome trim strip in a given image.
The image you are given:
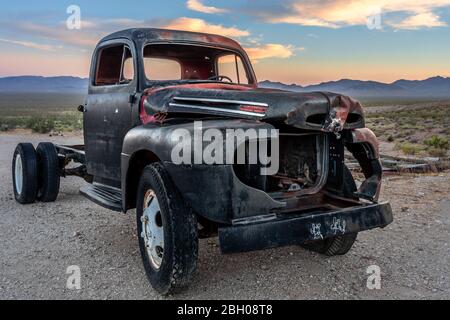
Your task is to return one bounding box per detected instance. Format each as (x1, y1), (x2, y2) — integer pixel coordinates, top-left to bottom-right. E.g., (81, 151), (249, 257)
(173, 96), (269, 107)
(168, 103), (266, 118)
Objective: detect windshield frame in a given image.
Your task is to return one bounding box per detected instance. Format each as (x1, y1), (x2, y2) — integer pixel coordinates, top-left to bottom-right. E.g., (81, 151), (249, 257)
(140, 41), (257, 88)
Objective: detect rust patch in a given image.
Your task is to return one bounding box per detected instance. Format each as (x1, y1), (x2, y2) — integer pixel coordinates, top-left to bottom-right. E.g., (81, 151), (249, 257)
(324, 95), (364, 133)
(351, 128), (380, 159)
(140, 83), (255, 124)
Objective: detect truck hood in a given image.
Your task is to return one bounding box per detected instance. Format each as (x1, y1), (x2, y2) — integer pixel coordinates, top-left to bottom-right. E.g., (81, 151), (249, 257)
(141, 83), (365, 132)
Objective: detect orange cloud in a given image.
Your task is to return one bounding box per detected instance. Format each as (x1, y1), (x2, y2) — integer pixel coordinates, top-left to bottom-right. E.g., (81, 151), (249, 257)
(387, 12), (447, 29)
(164, 17), (249, 37)
(266, 0), (450, 29)
(187, 0), (228, 14)
(245, 44), (297, 62)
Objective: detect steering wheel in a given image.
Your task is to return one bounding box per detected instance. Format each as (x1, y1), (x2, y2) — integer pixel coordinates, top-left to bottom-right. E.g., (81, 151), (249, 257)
(208, 75), (233, 83)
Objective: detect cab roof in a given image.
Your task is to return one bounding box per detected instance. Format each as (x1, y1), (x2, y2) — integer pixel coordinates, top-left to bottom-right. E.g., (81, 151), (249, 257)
(100, 28), (244, 51)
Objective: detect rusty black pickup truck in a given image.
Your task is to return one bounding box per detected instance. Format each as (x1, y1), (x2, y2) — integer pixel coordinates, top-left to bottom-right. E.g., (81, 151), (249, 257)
(12, 28), (393, 294)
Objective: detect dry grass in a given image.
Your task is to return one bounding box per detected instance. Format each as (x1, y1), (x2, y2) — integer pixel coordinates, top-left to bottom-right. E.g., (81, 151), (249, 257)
(366, 105), (449, 157)
(0, 93), (84, 133)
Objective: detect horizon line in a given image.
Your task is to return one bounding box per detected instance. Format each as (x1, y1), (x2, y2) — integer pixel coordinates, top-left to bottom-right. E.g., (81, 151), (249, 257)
(0, 74), (449, 87)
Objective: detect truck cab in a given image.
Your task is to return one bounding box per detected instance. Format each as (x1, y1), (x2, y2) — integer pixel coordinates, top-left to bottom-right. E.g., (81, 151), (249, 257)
(83, 30), (258, 188)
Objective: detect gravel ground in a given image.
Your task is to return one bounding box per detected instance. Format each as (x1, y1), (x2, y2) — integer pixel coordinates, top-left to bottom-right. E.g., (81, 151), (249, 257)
(0, 131), (449, 300)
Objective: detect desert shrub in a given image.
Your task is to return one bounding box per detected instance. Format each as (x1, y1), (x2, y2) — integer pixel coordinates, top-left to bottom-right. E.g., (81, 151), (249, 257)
(427, 147), (447, 157)
(395, 142), (422, 155)
(26, 117), (55, 134)
(424, 135), (449, 150)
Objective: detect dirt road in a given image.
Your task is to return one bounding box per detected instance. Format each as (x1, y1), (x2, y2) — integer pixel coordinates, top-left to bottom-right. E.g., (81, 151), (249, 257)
(1, 131), (449, 300)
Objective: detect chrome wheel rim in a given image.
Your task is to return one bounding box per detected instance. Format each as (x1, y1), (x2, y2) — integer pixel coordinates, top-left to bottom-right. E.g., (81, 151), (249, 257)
(141, 190), (164, 269)
(14, 154), (23, 195)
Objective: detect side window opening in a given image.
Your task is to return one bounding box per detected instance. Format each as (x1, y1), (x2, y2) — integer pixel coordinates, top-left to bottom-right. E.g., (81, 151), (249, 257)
(95, 44), (134, 86)
(217, 54), (249, 84)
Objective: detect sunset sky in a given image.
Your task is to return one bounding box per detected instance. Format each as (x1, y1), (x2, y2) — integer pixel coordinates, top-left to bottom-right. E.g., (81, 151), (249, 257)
(0, 0), (449, 85)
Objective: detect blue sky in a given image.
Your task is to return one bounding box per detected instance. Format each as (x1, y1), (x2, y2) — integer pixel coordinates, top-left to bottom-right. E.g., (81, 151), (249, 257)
(0, 0), (449, 84)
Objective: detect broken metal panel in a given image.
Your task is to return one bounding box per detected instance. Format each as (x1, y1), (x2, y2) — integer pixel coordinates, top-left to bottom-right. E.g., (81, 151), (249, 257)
(381, 154), (450, 173)
(163, 163), (285, 223)
(347, 153), (450, 174)
(350, 128), (380, 158)
(346, 129), (383, 202)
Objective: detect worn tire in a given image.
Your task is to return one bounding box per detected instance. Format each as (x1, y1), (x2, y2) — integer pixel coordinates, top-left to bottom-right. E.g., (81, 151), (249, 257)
(36, 143), (60, 202)
(301, 165), (358, 256)
(136, 162), (198, 295)
(302, 233), (358, 256)
(12, 143), (38, 204)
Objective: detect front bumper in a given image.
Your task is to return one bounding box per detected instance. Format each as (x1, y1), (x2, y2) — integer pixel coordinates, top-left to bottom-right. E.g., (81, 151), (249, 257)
(219, 202), (393, 254)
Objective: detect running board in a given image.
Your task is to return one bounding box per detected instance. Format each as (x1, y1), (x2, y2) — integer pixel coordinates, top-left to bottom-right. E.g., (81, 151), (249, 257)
(80, 184), (122, 212)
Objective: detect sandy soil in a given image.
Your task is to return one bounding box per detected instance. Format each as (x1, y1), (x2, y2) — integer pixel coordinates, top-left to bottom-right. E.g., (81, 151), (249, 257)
(0, 131), (449, 300)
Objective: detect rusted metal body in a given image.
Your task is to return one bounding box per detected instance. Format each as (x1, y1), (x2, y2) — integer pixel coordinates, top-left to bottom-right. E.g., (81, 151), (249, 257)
(58, 28), (392, 252)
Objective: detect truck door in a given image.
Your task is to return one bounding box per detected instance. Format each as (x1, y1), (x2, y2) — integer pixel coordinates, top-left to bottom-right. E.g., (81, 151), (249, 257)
(83, 40), (137, 186)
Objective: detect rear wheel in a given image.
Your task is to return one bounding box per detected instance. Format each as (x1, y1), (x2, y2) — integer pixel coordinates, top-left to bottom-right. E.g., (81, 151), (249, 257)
(12, 143), (38, 204)
(36, 143), (60, 202)
(136, 163), (198, 295)
(302, 165), (358, 256)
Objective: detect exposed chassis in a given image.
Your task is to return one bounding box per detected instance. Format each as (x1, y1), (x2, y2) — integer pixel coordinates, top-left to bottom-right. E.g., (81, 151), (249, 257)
(55, 145), (92, 183)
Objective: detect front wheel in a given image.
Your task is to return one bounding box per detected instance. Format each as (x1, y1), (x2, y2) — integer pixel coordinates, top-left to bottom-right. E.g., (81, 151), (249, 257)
(136, 163), (198, 295)
(301, 233), (358, 256)
(302, 165), (358, 256)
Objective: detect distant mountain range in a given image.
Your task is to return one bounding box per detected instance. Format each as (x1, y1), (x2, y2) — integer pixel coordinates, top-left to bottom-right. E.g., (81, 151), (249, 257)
(0, 76), (88, 93)
(0, 75), (449, 98)
(259, 76), (450, 98)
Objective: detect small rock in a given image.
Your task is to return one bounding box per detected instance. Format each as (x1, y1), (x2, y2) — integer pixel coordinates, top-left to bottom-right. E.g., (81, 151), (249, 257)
(401, 207), (409, 212)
